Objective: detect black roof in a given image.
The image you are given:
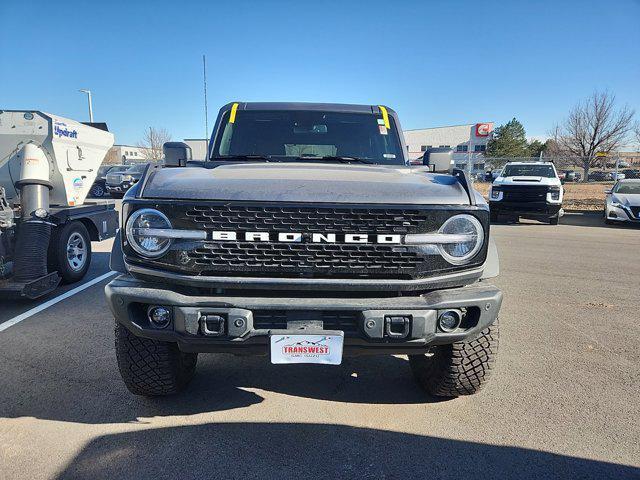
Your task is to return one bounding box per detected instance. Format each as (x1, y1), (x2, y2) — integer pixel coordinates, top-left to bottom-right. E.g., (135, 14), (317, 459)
(222, 102), (396, 115)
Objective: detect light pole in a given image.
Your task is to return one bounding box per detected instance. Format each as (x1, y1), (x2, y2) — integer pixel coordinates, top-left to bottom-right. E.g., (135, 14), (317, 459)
(79, 89), (93, 122)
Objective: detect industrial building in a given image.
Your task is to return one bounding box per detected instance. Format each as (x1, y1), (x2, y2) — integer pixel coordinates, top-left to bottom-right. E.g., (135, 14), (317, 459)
(104, 145), (151, 164)
(404, 123), (494, 173)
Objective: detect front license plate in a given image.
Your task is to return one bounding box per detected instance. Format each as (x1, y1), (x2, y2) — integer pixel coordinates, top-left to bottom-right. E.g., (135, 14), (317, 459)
(270, 333), (344, 365)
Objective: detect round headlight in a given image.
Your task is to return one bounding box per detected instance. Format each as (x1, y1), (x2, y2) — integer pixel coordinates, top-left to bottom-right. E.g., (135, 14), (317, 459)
(125, 208), (172, 258)
(438, 214), (484, 265)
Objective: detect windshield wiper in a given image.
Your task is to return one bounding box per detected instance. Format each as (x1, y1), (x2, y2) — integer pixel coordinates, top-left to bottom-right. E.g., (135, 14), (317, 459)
(297, 155), (374, 164)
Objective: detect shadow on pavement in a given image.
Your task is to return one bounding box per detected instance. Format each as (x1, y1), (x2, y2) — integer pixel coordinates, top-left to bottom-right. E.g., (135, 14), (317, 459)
(492, 212), (640, 229)
(0, 348), (433, 424)
(54, 422), (640, 480)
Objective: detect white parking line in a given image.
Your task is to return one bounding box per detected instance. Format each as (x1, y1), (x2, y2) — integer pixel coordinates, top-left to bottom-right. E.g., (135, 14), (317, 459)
(0, 271), (117, 333)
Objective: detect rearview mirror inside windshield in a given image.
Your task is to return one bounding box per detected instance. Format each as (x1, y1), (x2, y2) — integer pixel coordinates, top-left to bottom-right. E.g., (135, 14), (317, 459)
(293, 124), (328, 134)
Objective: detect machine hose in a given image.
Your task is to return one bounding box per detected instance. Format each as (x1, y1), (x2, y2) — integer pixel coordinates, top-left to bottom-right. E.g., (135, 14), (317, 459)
(13, 221), (51, 282)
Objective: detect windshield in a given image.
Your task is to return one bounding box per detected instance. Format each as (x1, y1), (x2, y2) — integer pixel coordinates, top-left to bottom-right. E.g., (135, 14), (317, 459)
(502, 164), (555, 178)
(614, 183), (640, 194)
(126, 164), (148, 173)
(211, 110), (405, 165)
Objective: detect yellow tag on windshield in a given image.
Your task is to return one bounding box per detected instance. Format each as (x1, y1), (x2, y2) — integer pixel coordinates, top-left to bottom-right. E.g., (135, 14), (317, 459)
(378, 105), (390, 129)
(229, 103), (239, 123)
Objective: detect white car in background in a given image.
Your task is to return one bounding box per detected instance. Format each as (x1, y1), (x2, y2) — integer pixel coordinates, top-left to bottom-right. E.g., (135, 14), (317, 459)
(604, 179), (640, 224)
(608, 172), (626, 181)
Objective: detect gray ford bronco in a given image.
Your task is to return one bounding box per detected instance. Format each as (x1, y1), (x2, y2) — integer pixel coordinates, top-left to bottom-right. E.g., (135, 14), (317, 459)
(106, 102), (502, 398)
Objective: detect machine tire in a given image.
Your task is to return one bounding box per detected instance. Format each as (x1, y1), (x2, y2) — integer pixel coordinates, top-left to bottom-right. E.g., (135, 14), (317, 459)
(48, 221), (91, 284)
(90, 183), (105, 197)
(409, 319), (499, 398)
(109, 192), (124, 199)
(115, 322), (198, 396)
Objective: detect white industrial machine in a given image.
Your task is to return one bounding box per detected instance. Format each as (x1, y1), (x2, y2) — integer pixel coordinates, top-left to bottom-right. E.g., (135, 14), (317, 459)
(0, 110), (118, 299)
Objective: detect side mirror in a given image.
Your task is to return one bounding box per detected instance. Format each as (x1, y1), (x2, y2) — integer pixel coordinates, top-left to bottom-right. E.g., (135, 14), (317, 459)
(560, 179), (565, 185)
(163, 142), (192, 167)
(604, 189), (612, 194)
(422, 147), (453, 173)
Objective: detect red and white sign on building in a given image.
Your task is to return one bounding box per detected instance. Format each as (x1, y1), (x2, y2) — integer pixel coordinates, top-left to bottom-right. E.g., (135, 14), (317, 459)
(475, 123), (493, 137)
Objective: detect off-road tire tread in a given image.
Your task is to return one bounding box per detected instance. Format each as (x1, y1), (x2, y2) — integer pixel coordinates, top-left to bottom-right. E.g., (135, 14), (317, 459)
(115, 322), (197, 396)
(410, 319), (499, 398)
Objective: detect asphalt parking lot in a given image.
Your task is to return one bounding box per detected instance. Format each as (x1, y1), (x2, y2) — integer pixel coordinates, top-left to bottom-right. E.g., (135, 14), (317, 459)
(0, 212), (638, 480)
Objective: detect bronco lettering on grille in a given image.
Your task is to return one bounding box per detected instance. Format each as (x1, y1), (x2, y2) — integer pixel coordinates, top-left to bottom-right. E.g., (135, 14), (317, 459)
(210, 231), (402, 244)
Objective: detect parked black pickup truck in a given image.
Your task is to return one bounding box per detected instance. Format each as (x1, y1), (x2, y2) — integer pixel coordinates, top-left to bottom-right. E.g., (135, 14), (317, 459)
(105, 163), (148, 198)
(90, 164), (126, 197)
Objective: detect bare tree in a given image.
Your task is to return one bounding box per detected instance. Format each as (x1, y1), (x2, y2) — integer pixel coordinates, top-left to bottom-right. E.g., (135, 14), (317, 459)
(556, 91), (634, 181)
(634, 122), (640, 147)
(137, 127), (172, 163)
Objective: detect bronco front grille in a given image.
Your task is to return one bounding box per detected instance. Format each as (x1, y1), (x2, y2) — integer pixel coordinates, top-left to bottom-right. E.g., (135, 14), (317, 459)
(190, 242), (423, 277)
(125, 202), (490, 281)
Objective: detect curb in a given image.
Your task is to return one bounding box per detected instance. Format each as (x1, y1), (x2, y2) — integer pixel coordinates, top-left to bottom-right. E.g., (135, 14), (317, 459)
(564, 209), (601, 215)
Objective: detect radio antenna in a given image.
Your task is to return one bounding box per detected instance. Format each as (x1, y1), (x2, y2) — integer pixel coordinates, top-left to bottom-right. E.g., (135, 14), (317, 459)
(202, 54), (209, 159)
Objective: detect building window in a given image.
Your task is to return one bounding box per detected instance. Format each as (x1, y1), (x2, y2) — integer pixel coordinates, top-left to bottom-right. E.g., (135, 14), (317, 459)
(439, 145), (451, 148)
(134, 151), (138, 156)
(474, 145), (486, 152)
(420, 145), (427, 152)
(456, 145), (468, 152)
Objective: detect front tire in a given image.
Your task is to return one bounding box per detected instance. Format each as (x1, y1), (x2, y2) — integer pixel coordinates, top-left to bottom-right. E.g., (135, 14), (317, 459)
(90, 183), (105, 197)
(48, 221), (91, 284)
(115, 322), (198, 396)
(409, 319), (499, 398)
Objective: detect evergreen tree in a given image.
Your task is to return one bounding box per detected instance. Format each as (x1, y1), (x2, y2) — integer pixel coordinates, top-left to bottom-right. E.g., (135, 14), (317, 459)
(527, 139), (545, 158)
(486, 118), (528, 157)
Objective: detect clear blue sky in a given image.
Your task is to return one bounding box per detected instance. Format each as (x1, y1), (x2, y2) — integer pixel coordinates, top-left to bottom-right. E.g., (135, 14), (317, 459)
(1, 0), (639, 146)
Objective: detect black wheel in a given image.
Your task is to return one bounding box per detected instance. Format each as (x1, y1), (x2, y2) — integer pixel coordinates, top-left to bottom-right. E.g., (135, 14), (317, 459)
(109, 192), (124, 199)
(90, 183), (105, 197)
(48, 221), (91, 284)
(409, 319), (499, 398)
(490, 210), (499, 222)
(549, 216), (559, 225)
(115, 322), (198, 396)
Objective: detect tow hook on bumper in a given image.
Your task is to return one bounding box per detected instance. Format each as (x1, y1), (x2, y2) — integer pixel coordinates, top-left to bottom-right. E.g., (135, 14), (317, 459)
(384, 315), (411, 338)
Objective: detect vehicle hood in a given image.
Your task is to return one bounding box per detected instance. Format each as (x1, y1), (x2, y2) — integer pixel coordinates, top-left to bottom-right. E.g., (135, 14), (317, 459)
(142, 163), (472, 205)
(495, 176), (560, 186)
(611, 193), (640, 206)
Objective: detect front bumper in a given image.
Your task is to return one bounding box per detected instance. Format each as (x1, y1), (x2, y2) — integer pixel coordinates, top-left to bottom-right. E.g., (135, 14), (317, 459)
(105, 275), (502, 355)
(606, 205), (640, 223)
(106, 182), (132, 193)
(490, 200), (561, 217)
